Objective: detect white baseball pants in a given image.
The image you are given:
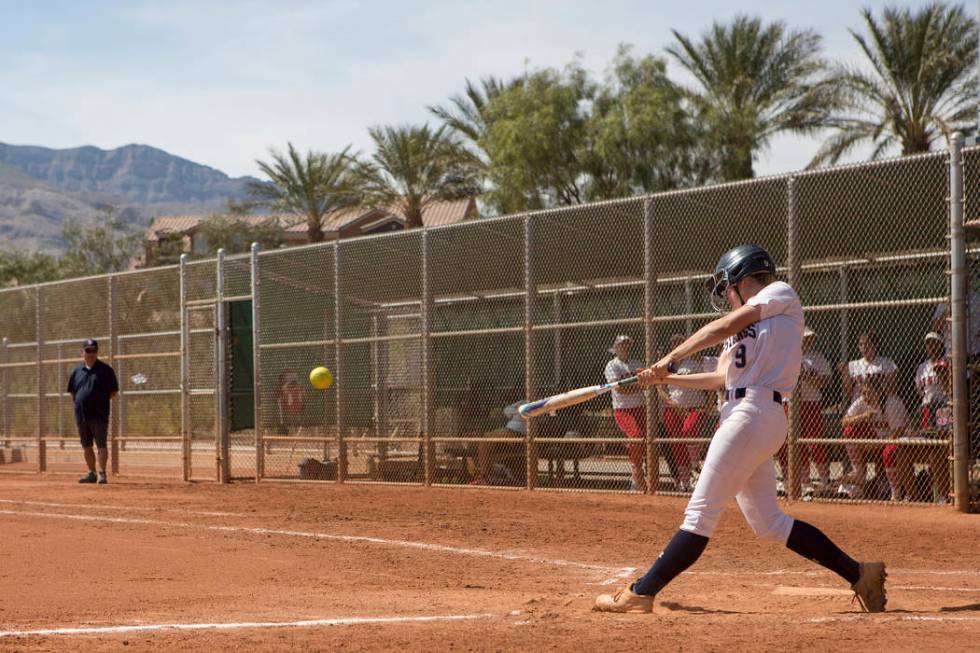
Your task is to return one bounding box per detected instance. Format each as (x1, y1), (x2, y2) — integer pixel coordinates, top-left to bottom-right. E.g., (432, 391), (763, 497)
(681, 388), (794, 544)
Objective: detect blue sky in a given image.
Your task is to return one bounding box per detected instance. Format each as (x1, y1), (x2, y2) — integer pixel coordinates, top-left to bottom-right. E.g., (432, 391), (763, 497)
(0, 0), (963, 179)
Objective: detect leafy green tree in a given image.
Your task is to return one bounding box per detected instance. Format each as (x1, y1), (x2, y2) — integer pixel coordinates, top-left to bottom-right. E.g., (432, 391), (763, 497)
(148, 232), (186, 267)
(193, 214), (286, 257)
(357, 124), (480, 228)
(813, 2), (977, 165)
(0, 249), (62, 287)
(668, 15), (838, 180)
(60, 206), (142, 278)
(428, 76), (518, 163)
(248, 143), (360, 243)
(585, 46), (713, 199)
(478, 63), (594, 213)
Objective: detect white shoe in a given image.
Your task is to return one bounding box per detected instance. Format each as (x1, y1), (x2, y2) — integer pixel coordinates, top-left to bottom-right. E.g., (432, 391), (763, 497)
(594, 585), (654, 613)
(802, 485), (815, 501)
(837, 483), (862, 499)
(851, 562), (887, 613)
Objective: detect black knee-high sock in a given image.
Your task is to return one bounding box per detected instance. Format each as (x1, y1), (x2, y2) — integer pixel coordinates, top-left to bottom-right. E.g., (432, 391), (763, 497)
(632, 529), (709, 596)
(786, 520), (860, 585)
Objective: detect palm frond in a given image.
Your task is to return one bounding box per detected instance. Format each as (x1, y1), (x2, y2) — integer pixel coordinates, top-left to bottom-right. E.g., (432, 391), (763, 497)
(821, 2), (977, 163)
(666, 15), (835, 180)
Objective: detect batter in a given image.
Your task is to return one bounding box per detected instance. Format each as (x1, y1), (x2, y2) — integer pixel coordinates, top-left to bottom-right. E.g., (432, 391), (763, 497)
(594, 245), (887, 614)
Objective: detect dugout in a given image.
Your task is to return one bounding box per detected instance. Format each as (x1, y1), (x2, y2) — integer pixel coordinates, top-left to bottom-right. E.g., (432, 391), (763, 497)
(247, 149), (961, 490)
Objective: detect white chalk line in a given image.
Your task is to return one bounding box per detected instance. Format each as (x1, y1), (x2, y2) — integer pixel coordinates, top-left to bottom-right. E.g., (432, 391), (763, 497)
(808, 615), (980, 624)
(1, 500), (972, 588)
(758, 583), (979, 594)
(892, 586), (980, 593)
(687, 569), (980, 577)
(0, 498), (245, 517)
(0, 508), (629, 582)
(0, 613), (497, 639)
(595, 567), (637, 586)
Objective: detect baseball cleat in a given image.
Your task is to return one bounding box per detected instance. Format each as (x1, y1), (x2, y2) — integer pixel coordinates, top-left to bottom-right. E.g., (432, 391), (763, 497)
(851, 561), (887, 612)
(593, 585), (654, 613)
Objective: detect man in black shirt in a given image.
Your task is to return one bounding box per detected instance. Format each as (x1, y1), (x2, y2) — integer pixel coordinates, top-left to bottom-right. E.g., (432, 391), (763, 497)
(67, 339), (118, 484)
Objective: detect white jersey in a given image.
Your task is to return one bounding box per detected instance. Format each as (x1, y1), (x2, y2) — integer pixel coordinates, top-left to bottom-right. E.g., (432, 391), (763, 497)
(846, 395), (907, 438)
(604, 357), (645, 410)
(915, 359), (948, 406)
(847, 356), (897, 400)
(798, 350), (832, 402)
(667, 357), (709, 409)
(722, 281), (804, 395)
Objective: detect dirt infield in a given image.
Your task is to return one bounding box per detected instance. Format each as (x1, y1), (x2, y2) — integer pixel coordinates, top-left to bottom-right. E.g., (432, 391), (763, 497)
(0, 475), (977, 652)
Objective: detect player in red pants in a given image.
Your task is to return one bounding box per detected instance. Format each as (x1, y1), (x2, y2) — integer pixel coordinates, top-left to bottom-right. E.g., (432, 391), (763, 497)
(658, 334), (712, 492)
(605, 335), (648, 492)
(841, 380), (907, 500)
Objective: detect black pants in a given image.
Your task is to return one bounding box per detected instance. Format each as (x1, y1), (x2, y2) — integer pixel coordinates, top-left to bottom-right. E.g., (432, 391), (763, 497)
(78, 419), (108, 449)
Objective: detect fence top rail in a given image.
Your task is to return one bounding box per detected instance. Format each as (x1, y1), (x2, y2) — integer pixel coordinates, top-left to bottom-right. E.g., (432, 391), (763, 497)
(257, 239), (337, 258)
(240, 151), (949, 261)
(43, 335), (109, 347)
(0, 262), (180, 294)
(789, 148), (946, 180)
(118, 330), (181, 341)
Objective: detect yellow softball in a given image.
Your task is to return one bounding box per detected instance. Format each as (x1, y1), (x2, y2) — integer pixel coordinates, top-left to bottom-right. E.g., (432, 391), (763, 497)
(309, 366), (333, 390)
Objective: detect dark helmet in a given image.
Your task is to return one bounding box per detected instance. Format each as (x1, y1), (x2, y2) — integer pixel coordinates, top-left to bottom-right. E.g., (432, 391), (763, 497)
(705, 245), (776, 298)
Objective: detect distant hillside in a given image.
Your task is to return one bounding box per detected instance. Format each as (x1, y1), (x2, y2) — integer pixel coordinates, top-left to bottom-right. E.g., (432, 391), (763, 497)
(0, 142), (261, 251)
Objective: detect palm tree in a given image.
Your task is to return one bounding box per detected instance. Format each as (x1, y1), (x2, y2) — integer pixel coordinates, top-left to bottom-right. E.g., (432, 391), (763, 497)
(428, 76), (517, 161)
(248, 143), (359, 243)
(813, 3), (977, 166)
(668, 15), (838, 180)
(357, 124), (479, 229)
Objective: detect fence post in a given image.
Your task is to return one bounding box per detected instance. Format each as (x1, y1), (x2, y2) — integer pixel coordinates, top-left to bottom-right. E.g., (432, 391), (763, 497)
(684, 278), (693, 336)
(251, 243), (263, 482)
(1, 337), (8, 447)
(179, 254), (191, 481)
(215, 249), (230, 483)
(36, 286), (45, 473)
(553, 293), (562, 385)
(334, 242), (347, 483)
(108, 275), (120, 474)
(838, 265), (850, 370)
(643, 197), (659, 495)
(421, 230), (435, 486)
(371, 316), (380, 439)
(786, 177), (801, 501)
(948, 133), (970, 512)
(523, 215), (538, 490)
(116, 338), (125, 458)
(57, 342), (64, 449)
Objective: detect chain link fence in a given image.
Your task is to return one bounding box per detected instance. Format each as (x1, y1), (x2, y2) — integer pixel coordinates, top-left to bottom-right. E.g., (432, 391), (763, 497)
(115, 266), (182, 478)
(0, 145), (975, 510)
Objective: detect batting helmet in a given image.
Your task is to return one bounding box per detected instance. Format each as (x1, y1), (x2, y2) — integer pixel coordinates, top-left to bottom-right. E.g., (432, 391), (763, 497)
(705, 244), (776, 299)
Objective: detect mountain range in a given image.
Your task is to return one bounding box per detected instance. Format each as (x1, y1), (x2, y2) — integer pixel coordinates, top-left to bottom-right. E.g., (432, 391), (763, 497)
(0, 142), (259, 251)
